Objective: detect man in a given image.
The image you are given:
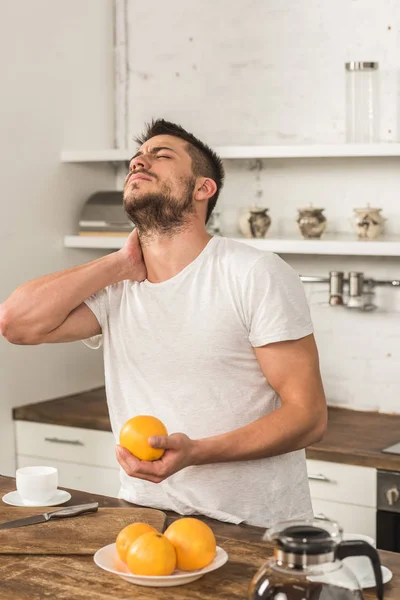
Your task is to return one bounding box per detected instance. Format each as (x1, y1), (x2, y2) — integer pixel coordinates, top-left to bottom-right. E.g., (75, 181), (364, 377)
(0, 119), (327, 527)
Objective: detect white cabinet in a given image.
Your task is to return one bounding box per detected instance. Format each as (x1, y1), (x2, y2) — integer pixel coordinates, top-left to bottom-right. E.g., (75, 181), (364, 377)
(307, 459), (377, 539)
(15, 421), (120, 498)
(311, 498), (376, 539)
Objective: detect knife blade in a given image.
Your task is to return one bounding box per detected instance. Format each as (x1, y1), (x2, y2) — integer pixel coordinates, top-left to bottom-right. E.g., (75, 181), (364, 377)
(0, 502), (99, 530)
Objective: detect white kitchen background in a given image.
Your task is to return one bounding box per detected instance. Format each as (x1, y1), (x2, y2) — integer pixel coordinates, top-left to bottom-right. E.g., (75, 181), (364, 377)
(0, 0), (399, 475)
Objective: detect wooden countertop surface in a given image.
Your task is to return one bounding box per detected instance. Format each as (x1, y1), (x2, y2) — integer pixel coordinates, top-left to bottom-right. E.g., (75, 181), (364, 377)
(0, 476), (399, 600)
(12, 387), (400, 471)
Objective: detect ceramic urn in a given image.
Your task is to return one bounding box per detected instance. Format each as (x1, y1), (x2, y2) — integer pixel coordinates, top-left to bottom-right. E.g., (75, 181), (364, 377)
(351, 205), (386, 240)
(239, 206), (271, 238)
(296, 206), (327, 239)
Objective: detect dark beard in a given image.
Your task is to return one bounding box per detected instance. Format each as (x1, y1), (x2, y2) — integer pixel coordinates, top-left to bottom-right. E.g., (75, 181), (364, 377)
(124, 178), (196, 236)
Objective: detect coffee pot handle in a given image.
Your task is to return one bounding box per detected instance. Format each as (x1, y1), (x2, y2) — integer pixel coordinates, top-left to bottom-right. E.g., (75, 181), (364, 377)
(336, 540), (383, 600)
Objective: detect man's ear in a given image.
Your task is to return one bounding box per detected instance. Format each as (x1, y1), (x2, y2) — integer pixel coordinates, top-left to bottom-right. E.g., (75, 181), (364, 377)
(194, 177), (217, 202)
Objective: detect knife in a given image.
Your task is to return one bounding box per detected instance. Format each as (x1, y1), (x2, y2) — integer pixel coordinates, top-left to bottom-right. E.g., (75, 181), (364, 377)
(0, 502), (99, 530)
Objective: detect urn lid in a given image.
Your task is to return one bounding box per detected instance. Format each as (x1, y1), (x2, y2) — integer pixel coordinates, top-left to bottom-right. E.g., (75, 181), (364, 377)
(247, 205), (270, 213)
(298, 205), (325, 213)
(353, 206), (382, 213)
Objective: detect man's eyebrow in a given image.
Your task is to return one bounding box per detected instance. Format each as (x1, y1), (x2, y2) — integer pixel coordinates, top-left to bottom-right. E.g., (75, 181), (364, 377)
(130, 146), (178, 161)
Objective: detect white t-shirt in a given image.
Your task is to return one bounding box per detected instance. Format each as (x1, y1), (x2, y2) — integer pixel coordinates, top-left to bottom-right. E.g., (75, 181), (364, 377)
(83, 236), (314, 527)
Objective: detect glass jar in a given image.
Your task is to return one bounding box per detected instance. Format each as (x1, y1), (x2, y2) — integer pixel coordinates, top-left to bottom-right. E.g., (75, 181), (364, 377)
(345, 62), (379, 143)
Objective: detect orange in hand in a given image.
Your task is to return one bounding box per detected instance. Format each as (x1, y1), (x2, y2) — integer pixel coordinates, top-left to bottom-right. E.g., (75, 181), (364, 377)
(119, 415), (168, 461)
(126, 531), (177, 576)
(164, 517), (217, 571)
(116, 522), (157, 563)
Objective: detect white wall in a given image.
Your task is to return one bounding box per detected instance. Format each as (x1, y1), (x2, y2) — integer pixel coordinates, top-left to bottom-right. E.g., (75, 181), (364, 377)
(121, 0), (400, 415)
(125, 0), (399, 146)
(0, 0), (116, 474)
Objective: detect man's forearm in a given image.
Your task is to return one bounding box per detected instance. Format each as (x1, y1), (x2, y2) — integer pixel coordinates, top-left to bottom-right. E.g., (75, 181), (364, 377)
(191, 402), (327, 466)
(0, 251), (130, 340)
(116, 402), (327, 485)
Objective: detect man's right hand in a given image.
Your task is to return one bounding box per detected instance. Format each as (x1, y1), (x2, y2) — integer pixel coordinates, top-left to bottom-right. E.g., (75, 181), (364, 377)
(119, 228), (147, 282)
(1, 227), (147, 345)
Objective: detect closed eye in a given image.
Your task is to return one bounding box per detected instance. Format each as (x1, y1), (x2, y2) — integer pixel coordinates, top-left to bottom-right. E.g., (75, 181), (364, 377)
(157, 155), (172, 159)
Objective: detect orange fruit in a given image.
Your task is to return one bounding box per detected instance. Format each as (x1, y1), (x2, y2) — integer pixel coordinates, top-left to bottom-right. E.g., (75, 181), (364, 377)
(164, 517), (217, 571)
(116, 522), (157, 563)
(126, 531), (177, 576)
(119, 415), (168, 461)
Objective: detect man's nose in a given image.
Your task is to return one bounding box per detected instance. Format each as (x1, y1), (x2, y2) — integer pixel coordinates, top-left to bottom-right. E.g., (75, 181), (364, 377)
(130, 153), (152, 171)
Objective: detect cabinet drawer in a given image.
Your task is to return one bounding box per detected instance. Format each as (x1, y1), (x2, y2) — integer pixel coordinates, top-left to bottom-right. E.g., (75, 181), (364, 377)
(312, 498), (376, 539)
(17, 455), (121, 498)
(307, 459), (376, 508)
(15, 421), (118, 470)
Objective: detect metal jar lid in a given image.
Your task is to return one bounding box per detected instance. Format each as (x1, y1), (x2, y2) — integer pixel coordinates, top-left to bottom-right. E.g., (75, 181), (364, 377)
(345, 62), (379, 71)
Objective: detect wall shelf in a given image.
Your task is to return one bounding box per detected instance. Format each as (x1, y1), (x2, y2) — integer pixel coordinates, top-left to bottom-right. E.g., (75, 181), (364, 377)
(64, 234), (400, 256)
(61, 149), (132, 163)
(61, 144), (400, 163)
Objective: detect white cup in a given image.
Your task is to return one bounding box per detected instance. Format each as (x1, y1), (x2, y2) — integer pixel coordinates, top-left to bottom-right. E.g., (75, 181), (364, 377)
(341, 533), (377, 583)
(16, 466), (58, 505)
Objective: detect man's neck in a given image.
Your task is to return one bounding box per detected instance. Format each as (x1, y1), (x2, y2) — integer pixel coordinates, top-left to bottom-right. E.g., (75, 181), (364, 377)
(139, 225), (212, 284)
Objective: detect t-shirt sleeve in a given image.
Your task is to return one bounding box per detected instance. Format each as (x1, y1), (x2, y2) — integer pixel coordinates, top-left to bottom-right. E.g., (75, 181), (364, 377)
(245, 253), (313, 347)
(82, 288), (108, 350)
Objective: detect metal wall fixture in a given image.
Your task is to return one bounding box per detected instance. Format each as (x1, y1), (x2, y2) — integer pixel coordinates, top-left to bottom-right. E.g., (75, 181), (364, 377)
(300, 272), (400, 311)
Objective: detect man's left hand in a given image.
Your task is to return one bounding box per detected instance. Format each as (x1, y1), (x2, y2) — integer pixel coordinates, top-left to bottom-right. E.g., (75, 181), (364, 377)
(115, 433), (196, 483)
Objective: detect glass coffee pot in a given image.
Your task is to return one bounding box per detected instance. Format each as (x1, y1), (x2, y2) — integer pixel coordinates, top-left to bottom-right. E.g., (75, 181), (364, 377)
(249, 519), (383, 600)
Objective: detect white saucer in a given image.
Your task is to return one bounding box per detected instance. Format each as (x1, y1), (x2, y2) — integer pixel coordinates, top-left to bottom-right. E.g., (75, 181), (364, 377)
(94, 543), (228, 587)
(360, 565), (393, 589)
(2, 489), (71, 507)
(308, 564), (393, 590)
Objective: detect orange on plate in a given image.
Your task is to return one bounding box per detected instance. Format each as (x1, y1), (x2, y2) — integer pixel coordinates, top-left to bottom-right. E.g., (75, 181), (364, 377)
(126, 531), (177, 576)
(119, 415), (168, 461)
(116, 522), (158, 563)
(164, 517), (217, 571)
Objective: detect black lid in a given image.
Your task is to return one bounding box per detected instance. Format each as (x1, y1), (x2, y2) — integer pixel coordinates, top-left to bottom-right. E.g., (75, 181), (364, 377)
(276, 525), (337, 555)
(264, 520), (342, 556)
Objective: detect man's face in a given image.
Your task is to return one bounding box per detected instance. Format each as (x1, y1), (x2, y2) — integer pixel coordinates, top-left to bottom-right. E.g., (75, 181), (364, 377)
(123, 135), (197, 235)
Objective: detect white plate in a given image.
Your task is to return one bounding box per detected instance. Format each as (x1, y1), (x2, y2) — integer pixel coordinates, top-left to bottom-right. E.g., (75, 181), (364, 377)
(360, 565), (393, 589)
(2, 489), (71, 507)
(94, 543), (228, 587)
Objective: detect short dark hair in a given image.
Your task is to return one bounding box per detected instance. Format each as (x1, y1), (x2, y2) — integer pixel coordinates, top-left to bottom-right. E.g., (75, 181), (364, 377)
(135, 119), (225, 223)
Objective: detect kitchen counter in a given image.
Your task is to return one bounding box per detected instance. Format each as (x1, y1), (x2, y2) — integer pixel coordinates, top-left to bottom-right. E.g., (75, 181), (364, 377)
(13, 387), (400, 471)
(0, 475), (398, 600)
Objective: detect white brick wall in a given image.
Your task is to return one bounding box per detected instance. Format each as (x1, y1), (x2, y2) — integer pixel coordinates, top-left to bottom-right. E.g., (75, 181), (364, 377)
(288, 256), (400, 414)
(121, 0), (400, 414)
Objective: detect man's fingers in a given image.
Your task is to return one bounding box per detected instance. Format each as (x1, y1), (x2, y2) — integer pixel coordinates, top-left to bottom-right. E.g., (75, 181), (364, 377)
(116, 445), (139, 465)
(149, 435), (176, 450)
(115, 445), (142, 475)
(115, 445), (164, 483)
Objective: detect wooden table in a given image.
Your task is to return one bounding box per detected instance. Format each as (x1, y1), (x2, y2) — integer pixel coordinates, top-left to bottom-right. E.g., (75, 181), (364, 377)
(0, 475), (399, 600)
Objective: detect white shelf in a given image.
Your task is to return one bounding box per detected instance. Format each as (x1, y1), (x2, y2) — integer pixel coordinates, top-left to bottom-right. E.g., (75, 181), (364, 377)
(64, 234), (400, 256)
(61, 149), (132, 163)
(217, 144), (400, 159)
(60, 144), (400, 163)
(65, 235), (130, 249)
